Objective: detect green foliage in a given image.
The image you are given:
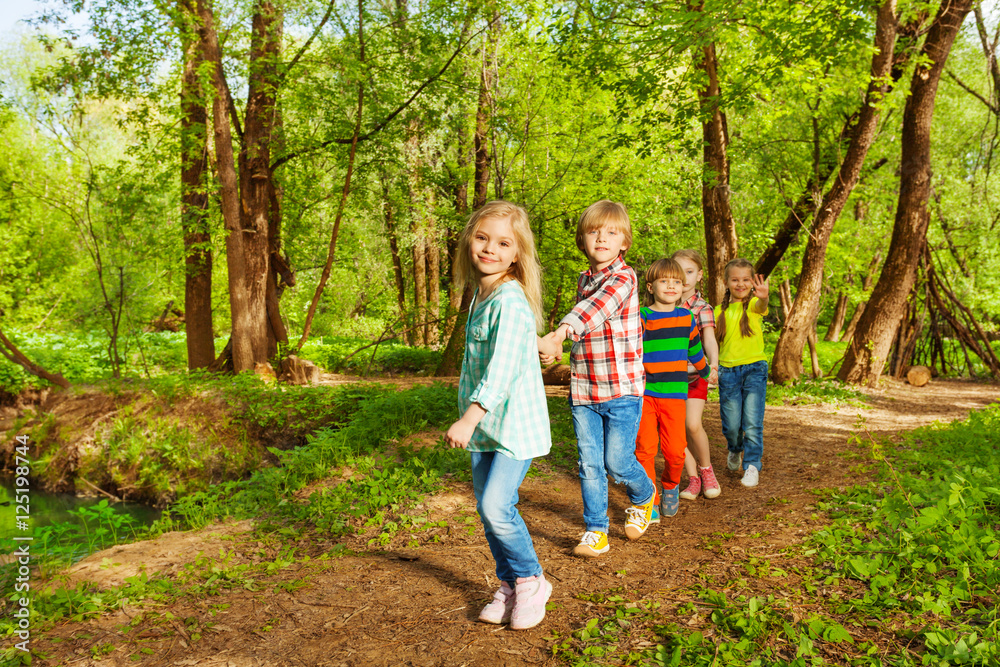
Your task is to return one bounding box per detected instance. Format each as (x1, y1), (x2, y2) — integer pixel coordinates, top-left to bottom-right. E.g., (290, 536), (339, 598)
(302, 336), (442, 375)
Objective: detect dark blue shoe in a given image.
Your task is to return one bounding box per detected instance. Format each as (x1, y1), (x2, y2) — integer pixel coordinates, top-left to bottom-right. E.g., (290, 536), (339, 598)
(660, 486), (679, 518)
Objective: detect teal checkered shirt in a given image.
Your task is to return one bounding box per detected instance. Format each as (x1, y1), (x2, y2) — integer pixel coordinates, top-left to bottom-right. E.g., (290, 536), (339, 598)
(458, 280), (552, 460)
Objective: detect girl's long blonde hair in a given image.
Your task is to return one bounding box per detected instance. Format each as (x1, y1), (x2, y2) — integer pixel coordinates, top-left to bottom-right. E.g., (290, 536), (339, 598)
(716, 258), (755, 343)
(454, 200), (544, 331)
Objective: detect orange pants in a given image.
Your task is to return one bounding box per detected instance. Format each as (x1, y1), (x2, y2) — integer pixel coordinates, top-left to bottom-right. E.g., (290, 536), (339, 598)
(635, 395), (687, 503)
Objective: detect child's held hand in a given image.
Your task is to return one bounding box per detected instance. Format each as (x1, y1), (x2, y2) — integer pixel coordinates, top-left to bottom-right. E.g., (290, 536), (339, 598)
(709, 366), (719, 386)
(537, 331), (562, 364)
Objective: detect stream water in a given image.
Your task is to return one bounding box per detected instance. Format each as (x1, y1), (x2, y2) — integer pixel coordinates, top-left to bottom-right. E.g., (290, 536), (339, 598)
(0, 478), (160, 558)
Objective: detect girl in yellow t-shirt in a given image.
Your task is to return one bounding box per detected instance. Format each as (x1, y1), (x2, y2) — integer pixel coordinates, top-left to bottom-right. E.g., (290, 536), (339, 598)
(713, 258), (770, 489)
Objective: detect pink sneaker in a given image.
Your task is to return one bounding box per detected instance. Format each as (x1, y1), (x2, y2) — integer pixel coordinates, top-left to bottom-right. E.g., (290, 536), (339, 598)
(700, 465), (722, 499)
(680, 475), (702, 500)
(511, 573), (552, 630)
(479, 581), (515, 624)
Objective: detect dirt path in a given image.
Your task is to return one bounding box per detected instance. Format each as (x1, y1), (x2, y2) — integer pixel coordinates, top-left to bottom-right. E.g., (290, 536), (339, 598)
(34, 378), (1000, 666)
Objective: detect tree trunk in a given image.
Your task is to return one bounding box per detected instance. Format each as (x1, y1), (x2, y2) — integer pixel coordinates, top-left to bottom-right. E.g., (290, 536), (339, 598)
(824, 291), (849, 342)
(696, 38), (738, 304)
(842, 249), (880, 343)
(197, 0), (258, 373)
(839, 0), (973, 386)
(237, 0), (283, 367)
(179, 0), (214, 370)
(443, 118), (470, 343)
(807, 325), (822, 378)
(436, 15), (498, 375)
(472, 19), (497, 210)
(411, 228), (428, 347)
(772, 0), (897, 384)
(383, 179), (407, 324)
(778, 279), (793, 320)
(426, 230), (441, 347)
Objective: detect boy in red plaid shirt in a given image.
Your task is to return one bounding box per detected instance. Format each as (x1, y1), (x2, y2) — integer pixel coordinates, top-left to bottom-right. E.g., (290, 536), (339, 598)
(539, 200), (656, 558)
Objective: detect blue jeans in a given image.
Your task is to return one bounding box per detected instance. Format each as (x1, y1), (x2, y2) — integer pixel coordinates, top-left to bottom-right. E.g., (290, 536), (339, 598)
(718, 360), (767, 471)
(470, 450), (542, 585)
(571, 395), (655, 532)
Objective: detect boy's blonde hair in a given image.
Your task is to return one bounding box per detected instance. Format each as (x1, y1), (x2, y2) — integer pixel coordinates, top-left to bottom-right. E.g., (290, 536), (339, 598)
(575, 200), (633, 256)
(717, 258), (755, 342)
(454, 200), (544, 331)
(643, 258), (684, 307)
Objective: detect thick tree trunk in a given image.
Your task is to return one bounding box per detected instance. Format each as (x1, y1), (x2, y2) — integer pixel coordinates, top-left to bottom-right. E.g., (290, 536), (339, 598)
(839, 0), (973, 386)
(237, 0), (284, 367)
(697, 39), (738, 304)
(772, 0), (897, 384)
(179, 0), (214, 370)
(197, 0), (258, 373)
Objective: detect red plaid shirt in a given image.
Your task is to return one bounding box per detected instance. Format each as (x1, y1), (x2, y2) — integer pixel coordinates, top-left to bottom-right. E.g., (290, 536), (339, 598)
(560, 256), (644, 404)
(682, 291), (716, 377)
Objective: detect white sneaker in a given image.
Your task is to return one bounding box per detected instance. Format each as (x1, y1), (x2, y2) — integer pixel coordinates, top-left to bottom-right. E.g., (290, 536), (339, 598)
(741, 465), (759, 488)
(727, 450), (742, 471)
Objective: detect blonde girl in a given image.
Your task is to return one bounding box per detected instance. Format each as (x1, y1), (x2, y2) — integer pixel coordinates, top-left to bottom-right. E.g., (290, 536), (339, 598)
(671, 250), (722, 500)
(445, 200), (552, 629)
(714, 258), (770, 488)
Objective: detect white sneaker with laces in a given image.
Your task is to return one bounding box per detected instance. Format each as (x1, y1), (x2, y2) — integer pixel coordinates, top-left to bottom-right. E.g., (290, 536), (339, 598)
(727, 450), (743, 472)
(741, 464), (759, 488)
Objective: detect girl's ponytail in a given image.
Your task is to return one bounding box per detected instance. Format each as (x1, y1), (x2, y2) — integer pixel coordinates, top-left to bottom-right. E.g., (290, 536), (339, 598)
(717, 289), (731, 343)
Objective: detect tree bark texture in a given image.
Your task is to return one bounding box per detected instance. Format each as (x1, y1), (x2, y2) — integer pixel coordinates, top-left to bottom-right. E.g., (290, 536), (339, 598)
(197, 0), (257, 373)
(839, 0), (974, 386)
(771, 0), (897, 384)
(697, 40), (738, 304)
(179, 0), (215, 370)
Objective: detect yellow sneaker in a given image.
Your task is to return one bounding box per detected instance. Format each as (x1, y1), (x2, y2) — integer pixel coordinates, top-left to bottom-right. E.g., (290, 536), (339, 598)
(624, 497), (655, 540)
(572, 531), (610, 557)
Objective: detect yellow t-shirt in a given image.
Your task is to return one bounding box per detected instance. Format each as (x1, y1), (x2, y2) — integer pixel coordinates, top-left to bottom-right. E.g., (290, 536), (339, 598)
(714, 297), (767, 367)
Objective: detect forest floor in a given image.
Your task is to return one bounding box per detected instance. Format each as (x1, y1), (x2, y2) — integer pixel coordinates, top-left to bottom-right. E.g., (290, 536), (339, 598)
(29, 377), (1000, 667)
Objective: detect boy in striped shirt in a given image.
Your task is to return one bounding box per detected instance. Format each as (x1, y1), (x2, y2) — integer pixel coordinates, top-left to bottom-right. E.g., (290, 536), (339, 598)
(539, 200), (656, 558)
(635, 258), (710, 520)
